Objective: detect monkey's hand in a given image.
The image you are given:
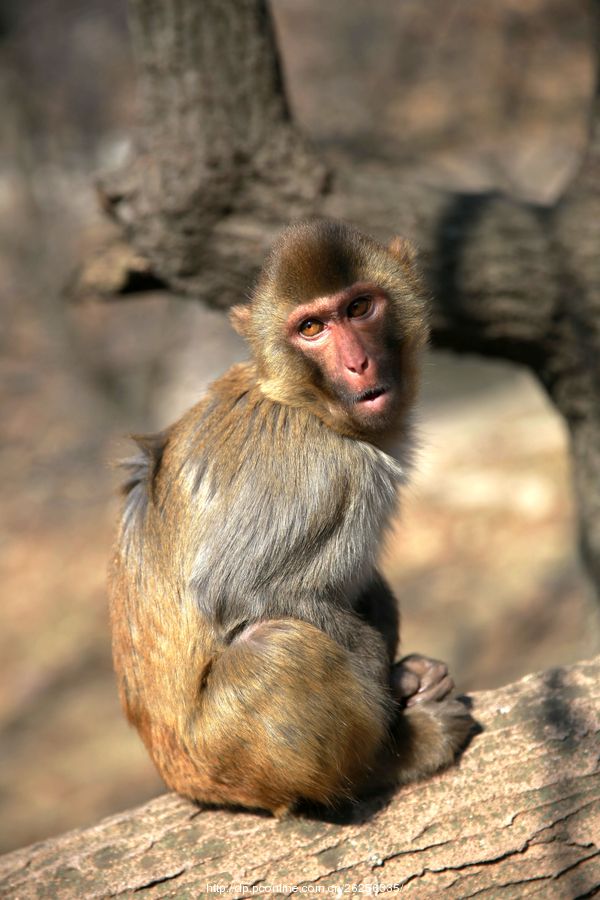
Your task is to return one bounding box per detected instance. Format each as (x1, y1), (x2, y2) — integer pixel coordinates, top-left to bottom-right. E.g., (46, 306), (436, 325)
(391, 654), (455, 707)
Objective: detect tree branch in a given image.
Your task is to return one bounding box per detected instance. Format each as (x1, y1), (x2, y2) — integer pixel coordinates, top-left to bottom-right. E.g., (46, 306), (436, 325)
(81, 0), (600, 594)
(99, 0), (328, 289)
(1, 657), (599, 898)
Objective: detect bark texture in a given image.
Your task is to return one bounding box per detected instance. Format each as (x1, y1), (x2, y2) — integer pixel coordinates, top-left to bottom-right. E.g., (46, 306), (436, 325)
(100, 0), (328, 293)
(1, 657), (599, 898)
(84, 0), (600, 596)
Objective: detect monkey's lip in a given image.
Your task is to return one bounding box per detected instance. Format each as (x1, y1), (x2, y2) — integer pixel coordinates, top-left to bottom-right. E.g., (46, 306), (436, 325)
(354, 386), (390, 413)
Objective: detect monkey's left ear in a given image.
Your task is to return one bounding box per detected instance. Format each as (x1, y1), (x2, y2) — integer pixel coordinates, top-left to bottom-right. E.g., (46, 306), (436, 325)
(388, 236), (417, 269)
(229, 304), (251, 337)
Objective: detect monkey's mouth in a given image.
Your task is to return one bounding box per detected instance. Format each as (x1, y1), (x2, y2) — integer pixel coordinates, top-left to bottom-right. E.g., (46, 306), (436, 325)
(354, 386), (390, 413)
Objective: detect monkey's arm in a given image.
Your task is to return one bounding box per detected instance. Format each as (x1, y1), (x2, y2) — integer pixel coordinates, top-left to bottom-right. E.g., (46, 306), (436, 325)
(354, 575), (456, 705)
(354, 571), (400, 662)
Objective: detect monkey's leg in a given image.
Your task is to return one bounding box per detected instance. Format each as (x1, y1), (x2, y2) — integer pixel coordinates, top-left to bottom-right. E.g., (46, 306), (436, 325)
(162, 617), (393, 815)
(356, 693), (472, 797)
(382, 655), (472, 784)
(390, 697), (473, 785)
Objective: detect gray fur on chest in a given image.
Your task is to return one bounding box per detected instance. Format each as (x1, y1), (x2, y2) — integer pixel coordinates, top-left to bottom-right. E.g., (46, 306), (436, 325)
(187, 421), (405, 628)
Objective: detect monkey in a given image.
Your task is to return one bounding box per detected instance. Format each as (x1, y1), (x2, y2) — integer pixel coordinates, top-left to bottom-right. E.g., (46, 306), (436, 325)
(109, 219), (472, 816)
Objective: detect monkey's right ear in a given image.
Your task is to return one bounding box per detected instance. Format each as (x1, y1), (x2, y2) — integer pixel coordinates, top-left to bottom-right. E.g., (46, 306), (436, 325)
(229, 304), (251, 337)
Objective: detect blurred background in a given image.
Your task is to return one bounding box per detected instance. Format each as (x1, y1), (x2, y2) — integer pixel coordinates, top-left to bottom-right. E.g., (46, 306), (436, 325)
(1, 0), (599, 854)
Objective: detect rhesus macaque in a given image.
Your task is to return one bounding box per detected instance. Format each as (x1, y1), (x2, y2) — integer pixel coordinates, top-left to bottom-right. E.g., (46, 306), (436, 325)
(109, 219), (471, 815)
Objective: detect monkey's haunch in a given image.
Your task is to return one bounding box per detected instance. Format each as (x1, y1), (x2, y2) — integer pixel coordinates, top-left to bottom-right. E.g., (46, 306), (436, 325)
(189, 620), (387, 811)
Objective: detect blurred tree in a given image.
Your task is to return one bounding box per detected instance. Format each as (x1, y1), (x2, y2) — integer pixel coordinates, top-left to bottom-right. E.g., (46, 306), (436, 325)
(87, 0), (600, 597)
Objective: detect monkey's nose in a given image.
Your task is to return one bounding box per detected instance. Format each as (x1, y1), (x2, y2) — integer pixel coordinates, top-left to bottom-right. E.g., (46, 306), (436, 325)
(345, 354), (369, 375)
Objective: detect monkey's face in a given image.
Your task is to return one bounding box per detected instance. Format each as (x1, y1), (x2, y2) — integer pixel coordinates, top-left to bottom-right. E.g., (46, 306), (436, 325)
(231, 220), (429, 440)
(286, 282), (402, 433)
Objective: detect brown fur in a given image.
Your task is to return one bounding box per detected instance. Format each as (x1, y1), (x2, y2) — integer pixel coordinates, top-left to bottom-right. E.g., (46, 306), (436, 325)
(109, 220), (471, 815)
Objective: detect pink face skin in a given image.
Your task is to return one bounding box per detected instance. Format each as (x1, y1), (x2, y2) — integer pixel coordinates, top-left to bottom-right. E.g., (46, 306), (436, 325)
(287, 282), (397, 430)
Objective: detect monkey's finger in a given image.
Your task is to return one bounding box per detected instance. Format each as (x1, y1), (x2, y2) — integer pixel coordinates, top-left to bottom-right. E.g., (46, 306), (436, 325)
(406, 674), (455, 707)
(391, 666), (420, 699)
(418, 661), (450, 692)
(398, 653), (449, 681)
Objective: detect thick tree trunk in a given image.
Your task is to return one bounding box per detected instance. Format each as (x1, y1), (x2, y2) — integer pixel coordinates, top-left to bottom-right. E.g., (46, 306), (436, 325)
(1, 657), (599, 898)
(88, 0), (600, 595)
(101, 0), (327, 291)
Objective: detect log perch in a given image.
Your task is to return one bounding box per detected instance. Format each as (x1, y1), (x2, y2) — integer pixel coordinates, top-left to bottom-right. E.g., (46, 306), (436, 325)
(1, 656), (599, 898)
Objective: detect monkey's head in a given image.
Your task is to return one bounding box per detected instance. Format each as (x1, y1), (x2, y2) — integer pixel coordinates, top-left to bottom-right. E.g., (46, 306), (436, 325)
(230, 219), (429, 442)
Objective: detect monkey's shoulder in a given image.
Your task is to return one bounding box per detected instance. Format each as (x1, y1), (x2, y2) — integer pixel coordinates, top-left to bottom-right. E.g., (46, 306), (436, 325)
(115, 369), (241, 524)
(171, 363), (403, 485)
(119, 360), (405, 533)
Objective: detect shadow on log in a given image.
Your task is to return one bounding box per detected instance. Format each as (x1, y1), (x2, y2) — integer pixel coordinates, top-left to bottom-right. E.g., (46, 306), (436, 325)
(1, 657), (598, 898)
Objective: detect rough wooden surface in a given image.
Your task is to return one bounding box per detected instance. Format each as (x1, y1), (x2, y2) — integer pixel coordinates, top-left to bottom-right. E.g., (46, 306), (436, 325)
(1, 656), (598, 898)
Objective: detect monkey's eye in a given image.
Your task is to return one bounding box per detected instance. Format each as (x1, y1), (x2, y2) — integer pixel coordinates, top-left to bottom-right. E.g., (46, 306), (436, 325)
(299, 318), (325, 338)
(347, 296), (372, 319)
